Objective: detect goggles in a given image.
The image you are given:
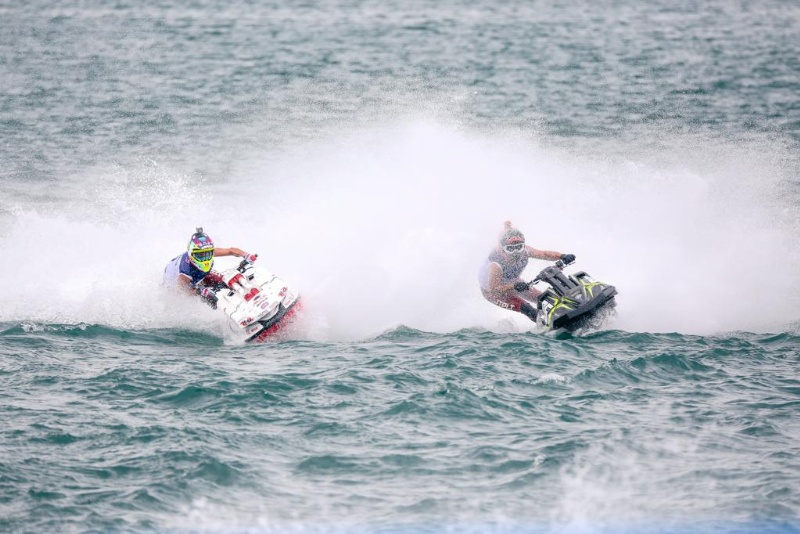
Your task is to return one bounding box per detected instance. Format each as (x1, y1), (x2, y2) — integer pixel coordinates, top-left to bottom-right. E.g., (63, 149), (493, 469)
(503, 243), (525, 253)
(191, 248), (214, 262)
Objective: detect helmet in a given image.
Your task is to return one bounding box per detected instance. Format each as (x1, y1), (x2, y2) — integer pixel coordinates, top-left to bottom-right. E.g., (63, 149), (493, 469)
(187, 227), (215, 273)
(500, 221), (526, 255)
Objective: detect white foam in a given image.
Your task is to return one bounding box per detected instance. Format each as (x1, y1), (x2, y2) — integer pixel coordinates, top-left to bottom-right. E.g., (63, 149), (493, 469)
(2, 121), (798, 338)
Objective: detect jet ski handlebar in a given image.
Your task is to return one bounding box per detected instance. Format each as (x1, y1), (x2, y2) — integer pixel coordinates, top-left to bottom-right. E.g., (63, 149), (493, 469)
(529, 258), (573, 286)
(236, 254), (258, 272)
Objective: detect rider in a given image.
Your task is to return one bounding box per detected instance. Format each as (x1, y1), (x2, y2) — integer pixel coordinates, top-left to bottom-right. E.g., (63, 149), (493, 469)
(163, 227), (256, 308)
(478, 221), (575, 322)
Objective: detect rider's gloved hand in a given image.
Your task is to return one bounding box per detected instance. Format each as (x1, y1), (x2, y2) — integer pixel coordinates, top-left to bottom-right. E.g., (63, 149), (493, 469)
(242, 253), (258, 264)
(197, 286), (215, 300)
(514, 281), (530, 292)
(196, 286), (218, 309)
(560, 253), (576, 264)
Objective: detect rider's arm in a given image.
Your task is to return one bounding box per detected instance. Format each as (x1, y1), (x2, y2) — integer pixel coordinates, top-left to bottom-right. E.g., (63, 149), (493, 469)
(527, 246), (562, 261)
(176, 273), (196, 294)
(179, 272), (218, 292)
(202, 271), (224, 286)
(486, 263), (520, 293)
(215, 247), (249, 257)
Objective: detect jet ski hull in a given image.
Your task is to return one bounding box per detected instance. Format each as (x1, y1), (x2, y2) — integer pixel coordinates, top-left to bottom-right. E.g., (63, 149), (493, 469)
(533, 264), (618, 332)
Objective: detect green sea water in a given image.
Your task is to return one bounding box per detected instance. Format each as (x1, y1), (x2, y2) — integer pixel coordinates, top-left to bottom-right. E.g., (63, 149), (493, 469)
(1, 1), (799, 533)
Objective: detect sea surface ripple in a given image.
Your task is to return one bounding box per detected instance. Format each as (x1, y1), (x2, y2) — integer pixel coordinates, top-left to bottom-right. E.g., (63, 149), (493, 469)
(2, 323), (799, 533)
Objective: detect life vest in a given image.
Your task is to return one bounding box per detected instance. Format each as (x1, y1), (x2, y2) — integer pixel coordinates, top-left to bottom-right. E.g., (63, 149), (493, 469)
(478, 249), (529, 290)
(163, 252), (213, 288)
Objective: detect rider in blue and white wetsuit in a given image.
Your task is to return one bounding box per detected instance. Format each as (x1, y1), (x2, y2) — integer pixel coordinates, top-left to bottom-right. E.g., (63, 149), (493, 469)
(163, 227), (256, 307)
(478, 221), (575, 322)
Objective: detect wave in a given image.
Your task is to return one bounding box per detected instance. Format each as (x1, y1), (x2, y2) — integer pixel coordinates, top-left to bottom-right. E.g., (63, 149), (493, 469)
(2, 319), (799, 533)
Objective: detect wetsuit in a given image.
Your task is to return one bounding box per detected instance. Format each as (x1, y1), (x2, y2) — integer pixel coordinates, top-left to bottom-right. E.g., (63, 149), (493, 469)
(478, 249), (538, 321)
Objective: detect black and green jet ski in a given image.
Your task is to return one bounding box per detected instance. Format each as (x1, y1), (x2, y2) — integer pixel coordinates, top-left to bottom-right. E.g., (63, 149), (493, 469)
(528, 259), (617, 332)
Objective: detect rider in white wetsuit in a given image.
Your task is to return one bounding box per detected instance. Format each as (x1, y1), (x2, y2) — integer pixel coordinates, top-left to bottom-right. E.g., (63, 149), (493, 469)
(478, 221), (575, 322)
(163, 227), (256, 307)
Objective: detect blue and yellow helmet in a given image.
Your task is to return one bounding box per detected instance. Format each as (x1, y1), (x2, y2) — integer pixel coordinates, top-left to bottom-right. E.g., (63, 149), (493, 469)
(188, 227), (215, 273)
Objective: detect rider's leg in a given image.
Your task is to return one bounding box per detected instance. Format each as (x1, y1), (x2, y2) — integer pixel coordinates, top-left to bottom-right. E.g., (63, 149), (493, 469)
(519, 302), (538, 322)
(481, 289), (537, 322)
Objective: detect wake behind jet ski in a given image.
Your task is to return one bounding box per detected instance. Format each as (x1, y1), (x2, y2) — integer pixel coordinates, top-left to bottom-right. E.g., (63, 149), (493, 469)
(526, 258), (617, 332)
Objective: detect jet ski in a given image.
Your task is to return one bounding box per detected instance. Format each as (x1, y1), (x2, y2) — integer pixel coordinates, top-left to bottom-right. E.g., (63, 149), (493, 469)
(527, 259), (617, 332)
(206, 259), (301, 342)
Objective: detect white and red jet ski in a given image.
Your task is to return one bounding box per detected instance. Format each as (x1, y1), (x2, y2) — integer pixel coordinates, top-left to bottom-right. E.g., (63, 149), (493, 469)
(207, 258), (301, 342)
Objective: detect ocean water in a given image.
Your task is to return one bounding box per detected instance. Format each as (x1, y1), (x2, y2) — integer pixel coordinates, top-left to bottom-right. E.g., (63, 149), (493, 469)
(1, 1), (799, 533)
